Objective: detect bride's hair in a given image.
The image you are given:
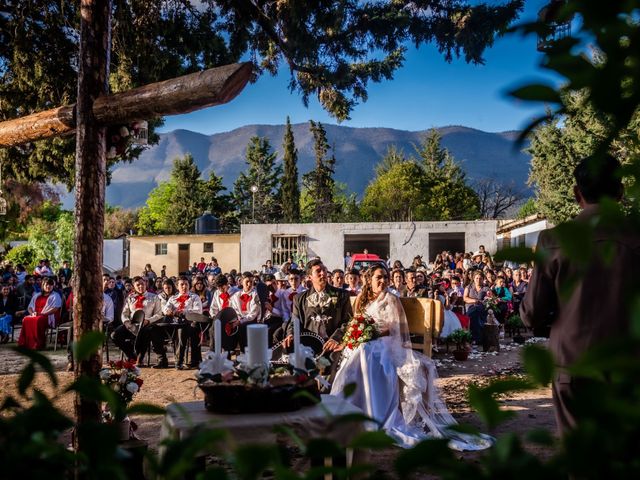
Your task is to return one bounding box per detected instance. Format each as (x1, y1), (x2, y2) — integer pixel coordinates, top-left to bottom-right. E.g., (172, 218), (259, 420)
(355, 265), (389, 314)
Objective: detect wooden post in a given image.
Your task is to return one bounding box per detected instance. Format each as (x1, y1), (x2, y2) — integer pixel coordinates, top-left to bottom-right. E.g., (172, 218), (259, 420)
(73, 0), (111, 447)
(0, 63), (252, 148)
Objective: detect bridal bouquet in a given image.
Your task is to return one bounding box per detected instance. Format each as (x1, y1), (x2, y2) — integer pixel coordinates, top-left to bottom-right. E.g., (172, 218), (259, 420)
(342, 313), (380, 350)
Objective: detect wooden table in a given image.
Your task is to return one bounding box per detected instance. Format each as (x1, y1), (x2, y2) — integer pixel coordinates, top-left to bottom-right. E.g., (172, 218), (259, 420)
(159, 394), (364, 476)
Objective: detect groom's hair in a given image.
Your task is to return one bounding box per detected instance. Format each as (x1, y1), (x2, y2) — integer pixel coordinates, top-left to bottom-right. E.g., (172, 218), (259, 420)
(306, 258), (324, 274)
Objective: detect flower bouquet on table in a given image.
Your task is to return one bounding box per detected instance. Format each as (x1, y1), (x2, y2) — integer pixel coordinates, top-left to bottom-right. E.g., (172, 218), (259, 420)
(342, 313), (380, 351)
(99, 360), (143, 440)
(482, 293), (500, 314)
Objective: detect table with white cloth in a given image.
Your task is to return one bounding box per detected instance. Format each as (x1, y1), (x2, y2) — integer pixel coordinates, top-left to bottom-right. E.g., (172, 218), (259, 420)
(159, 394), (365, 473)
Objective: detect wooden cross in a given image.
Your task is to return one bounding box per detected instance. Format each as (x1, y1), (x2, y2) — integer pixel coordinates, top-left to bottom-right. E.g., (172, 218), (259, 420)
(0, 0), (251, 444)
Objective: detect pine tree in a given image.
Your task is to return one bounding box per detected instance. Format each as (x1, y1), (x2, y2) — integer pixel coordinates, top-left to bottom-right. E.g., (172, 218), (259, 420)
(415, 129), (480, 220)
(281, 117), (301, 223)
(233, 137), (283, 224)
(302, 121), (338, 222)
(166, 155), (205, 234)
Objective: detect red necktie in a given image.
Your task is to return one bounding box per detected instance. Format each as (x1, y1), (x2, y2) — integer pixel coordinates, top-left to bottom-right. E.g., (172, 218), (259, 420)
(176, 294), (189, 312)
(220, 292), (230, 309)
(134, 295), (145, 310)
(288, 291), (296, 302)
(240, 293), (251, 312)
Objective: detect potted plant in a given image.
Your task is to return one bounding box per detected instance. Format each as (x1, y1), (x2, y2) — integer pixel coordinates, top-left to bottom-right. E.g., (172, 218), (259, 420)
(448, 329), (473, 361)
(506, 314), (526, 344)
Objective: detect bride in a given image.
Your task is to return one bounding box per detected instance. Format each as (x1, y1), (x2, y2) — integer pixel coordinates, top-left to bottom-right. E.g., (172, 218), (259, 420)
(330, 266), (489, 450)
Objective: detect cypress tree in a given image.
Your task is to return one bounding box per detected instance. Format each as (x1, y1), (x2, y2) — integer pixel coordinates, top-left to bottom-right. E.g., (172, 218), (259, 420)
(281, 117), (301, 223)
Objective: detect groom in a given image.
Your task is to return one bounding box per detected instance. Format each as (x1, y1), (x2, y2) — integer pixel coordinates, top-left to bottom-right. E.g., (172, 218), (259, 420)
(284, 258), (352, 379)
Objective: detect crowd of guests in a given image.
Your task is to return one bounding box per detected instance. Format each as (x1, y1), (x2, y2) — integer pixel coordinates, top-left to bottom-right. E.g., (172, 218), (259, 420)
(0, 247), (531, 366)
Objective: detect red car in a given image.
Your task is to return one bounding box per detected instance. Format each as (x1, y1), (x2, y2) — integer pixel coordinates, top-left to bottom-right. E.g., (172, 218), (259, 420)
(347, 253), (387, 272)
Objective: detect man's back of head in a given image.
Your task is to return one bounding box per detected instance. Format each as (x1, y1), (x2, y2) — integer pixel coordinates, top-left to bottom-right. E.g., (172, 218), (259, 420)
(574, 155), (623, 205)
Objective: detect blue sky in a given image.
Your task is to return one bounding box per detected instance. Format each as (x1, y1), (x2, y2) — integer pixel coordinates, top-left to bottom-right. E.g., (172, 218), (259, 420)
(158, 1), (555, 136)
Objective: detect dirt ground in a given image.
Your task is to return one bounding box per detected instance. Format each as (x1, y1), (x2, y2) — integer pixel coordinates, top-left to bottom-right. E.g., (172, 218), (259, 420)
(0, 336), (555, 477)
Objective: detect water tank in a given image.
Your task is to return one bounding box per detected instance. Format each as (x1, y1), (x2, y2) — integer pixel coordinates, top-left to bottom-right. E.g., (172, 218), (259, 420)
(195, 211), (221, 234)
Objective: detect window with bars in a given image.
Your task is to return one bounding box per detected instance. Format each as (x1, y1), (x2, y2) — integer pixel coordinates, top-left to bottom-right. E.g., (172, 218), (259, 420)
(271, 235), (308, 266)
(155, 243), (168, 255)
(203, 242), (214, 253)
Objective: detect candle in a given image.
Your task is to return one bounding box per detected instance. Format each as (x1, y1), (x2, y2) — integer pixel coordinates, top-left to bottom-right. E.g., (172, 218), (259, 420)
(292, 317), (301, 369)
(214, 319), (222, 355)
(247, 324), (269, 366)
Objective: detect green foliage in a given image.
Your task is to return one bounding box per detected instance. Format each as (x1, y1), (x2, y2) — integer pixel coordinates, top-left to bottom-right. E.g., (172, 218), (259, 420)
(362, 131), (480, 221)
(165, 155), (207, 234)
(54, 211), (74, 267)
(361, 161), (428, 221)
(417, 129), (480, 220)
(281, 117), (301, 223)
(233, 137), (283, 224)
(137, 181), (178, 235)
(447, 328), (473, 348)
(137, 155), (232, 234)
(27, 219), (56, 265)
(302, 121), (339, 222)
(3, 243), (37, 271)
(517, 197), (538, 219)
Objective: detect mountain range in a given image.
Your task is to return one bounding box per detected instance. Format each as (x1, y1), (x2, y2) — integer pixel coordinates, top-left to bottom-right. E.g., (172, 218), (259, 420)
(96, 123), (531, 209)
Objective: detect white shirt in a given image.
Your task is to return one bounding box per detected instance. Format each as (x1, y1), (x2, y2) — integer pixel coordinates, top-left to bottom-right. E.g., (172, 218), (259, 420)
(230, 289), (261, 324)
(162, 292), (203, 315)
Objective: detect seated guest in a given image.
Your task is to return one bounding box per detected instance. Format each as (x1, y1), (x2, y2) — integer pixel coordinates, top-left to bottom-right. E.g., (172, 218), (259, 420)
(163, 276), (203, 369)
(463, 270), (489, 344)
(158, 278), (177, 310)
(511, 269), (528, 312)
(0, 284), (18, 343)
(404, 269), (429, 297)
(344, 268), (361, 296)
(209, 275), (233, 318)
(111, 276), (164, 367)
(492, 276), (512, 323)
(388, 269), (406, 297)
(331, 269), (345, 289)
(192, 277), (212, 314)
(17, 277), (62, 350)
(220, 271), (261, 351)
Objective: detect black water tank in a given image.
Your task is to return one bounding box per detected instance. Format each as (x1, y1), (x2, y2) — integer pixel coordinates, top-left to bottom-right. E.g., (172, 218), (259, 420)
(195, 211), (221, 234)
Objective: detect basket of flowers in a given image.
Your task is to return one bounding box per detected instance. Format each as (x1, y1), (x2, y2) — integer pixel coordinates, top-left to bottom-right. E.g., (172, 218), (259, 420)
(99, 360), (143, 441)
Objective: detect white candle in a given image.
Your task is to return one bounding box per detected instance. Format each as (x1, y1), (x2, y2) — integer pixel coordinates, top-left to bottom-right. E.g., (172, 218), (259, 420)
(292, 317), (301, 369)
(247, 324), (268, 366)
(214, 319), (222, 355)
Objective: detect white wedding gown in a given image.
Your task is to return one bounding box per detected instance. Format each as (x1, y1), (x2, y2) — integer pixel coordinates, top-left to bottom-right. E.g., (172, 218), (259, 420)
(331, 291), (491, 450)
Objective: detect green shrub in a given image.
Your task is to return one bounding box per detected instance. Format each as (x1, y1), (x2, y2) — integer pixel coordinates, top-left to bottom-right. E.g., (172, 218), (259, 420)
(3, 243), (36, 271)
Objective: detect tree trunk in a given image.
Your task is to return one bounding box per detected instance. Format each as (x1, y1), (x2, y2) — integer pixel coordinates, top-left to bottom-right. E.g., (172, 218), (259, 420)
(0, 63), (252, 148)
(72, 0), (111, 453)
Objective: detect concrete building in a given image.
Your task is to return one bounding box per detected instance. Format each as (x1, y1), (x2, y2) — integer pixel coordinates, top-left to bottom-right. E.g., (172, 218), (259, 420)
(496, 214), (552, 250)
(128, 234), (240, 277)
(241, 221), (497, 272)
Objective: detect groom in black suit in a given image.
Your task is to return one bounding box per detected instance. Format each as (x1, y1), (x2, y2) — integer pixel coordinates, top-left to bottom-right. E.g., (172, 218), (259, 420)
(284, 258), (352, 378)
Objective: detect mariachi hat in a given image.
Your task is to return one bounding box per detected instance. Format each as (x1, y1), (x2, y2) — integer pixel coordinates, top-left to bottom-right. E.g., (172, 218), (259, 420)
(472, 251), (484, 260)
(131, 309), (145, 324)
(218, 307), (239, 336)
(271, 331), (326, 364)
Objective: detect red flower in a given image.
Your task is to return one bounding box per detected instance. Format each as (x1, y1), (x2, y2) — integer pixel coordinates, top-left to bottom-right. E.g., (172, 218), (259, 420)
(295, 373), (309, 383)
(115, 360), (123, 369)
(134, 378), (143, 387)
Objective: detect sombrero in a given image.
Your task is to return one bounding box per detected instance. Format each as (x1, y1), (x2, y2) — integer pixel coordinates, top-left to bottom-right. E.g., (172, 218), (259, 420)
(218, 307), (239, 336)
(271, 331), (326, 364)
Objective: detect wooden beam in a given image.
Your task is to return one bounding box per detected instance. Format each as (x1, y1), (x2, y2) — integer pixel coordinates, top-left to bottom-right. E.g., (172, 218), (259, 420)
(0, 62), (252, 147)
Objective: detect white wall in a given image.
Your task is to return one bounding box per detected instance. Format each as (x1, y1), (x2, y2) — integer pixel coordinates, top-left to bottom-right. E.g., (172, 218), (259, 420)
(241, 221), (497, 272)
(508, 219), (551, 249)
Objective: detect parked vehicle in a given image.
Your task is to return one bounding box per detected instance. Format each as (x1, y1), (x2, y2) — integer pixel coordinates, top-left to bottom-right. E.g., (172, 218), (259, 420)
(347, 253), (387, 272)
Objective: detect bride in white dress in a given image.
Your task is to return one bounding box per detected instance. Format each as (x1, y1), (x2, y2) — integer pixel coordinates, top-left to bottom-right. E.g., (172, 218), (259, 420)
(330, 266), (490, 450)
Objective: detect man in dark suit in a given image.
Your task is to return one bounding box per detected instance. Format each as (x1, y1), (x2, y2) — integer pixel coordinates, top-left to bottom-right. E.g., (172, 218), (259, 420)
(521, 155), (640, 434)
(284, 259), (352, 375)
